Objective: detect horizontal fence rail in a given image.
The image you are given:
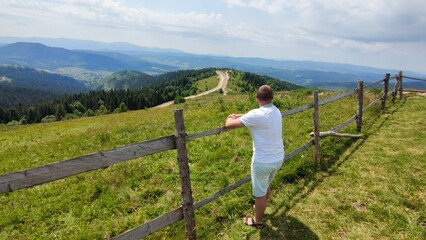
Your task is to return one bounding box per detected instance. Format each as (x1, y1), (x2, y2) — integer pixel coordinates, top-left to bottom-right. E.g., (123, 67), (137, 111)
(364, 79), (384, 88)
(281, 103), (314, 117)
(318, 89), (357, 106)
(2, 71), (424, 239)
(363, 97), (382, 112)
(0, 135), (176, 194)
(404, 76), (426, 82)
(330, 114), (358, 133)
(187, 126), (228, 140)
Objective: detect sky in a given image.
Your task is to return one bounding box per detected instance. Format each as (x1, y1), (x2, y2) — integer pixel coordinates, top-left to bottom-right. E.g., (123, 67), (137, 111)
(0, 0), (425, 72)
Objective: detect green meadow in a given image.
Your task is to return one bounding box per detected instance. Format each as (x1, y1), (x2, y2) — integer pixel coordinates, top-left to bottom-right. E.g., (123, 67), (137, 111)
(0, 75), (424, 239)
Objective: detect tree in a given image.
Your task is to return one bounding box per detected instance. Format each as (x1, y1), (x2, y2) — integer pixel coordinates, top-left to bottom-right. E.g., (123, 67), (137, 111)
(7, 108), (19, 121)
(0, 106), (4, 124)
(114, 102), (128, 113)
(27, 107), (37, 123)
(55, 104), (66, 121)
(70, 101), (85, 115)
(174, 95), (185, 104)
(96, 104), (110, 115)
(84, 109), (95, 117)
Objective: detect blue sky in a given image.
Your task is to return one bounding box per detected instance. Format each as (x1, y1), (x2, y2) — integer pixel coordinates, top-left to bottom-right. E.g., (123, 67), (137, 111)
(0, 0), (425, 72)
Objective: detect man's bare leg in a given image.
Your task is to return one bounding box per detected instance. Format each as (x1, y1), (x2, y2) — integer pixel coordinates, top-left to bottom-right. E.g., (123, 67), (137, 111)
(254, 187), (271, 223)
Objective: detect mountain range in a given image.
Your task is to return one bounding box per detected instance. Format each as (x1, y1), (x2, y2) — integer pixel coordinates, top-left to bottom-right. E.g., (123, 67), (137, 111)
(0, 37), (425, 91)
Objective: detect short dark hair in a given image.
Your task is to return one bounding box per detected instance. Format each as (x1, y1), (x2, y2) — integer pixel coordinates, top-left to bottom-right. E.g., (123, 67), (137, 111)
(256, 85), (273, 101)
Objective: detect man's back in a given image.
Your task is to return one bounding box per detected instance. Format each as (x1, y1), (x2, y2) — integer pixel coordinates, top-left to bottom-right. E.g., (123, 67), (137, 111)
(240, 103), (284, 163)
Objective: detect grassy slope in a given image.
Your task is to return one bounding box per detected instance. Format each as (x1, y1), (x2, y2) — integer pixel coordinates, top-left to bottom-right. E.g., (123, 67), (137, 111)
(0, 78), (424, 239)
(194, 75), (219, 94)
(281, 96), (426, 240)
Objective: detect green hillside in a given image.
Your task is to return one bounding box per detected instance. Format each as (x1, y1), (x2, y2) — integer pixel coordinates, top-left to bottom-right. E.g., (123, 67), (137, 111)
(0, 89), (424, 239)
(0, 65), (88, 93)
(0, 69), (301, 124)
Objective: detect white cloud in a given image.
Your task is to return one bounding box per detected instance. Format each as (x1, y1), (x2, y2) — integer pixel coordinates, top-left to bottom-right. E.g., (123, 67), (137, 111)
(1, 0), (224, 34)
(225, 0), (287, 14)
(225, 0), (426, 42)
(0, 0), (425, 71)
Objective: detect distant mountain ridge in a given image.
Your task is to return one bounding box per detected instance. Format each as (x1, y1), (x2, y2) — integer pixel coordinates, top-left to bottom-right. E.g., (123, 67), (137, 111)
(0, 65), (88, 93)
(0, 42), (177, 74)
(0, 38), (424, 90)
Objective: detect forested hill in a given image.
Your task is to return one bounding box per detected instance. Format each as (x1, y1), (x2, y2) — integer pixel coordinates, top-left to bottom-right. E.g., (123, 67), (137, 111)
(241, 72), (301, 92)
(0, 85), (59, 109)
(97, 68), (219, 90)
(0, 65), (88, 93)
(0, 68), (301, 125)
(97, 69), (301, 91)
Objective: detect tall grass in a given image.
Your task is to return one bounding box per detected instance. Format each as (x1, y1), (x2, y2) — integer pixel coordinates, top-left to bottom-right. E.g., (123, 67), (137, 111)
(1, 89), (423, 239)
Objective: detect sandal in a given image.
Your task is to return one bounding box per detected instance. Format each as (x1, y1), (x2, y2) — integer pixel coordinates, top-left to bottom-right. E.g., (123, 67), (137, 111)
(243, 217), (264, 228)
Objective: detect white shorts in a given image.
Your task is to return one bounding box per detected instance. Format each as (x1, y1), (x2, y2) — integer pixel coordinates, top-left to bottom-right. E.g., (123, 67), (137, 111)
(251, 160), (283, 197)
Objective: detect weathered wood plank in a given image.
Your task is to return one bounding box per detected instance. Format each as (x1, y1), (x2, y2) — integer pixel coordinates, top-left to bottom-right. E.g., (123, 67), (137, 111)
(363, 97), (381, 112)
(403, 76), (426, 82)
(404, 89), (426, 93)
(0, 135), (176, 194)
(318, 89), (357, 106)
(187, 127), (228, 140)
(357, 81), (364, 132)
(284, 140), (314, 161)
(281, 103), (314, 117)
(399, 71), (404, 99)
(113, 207), (183, 240)
(391, 74), (400, 103)
(330, 115), (357, 133)
(364, 79), (384, 89)
(194, 176), (251, 210)
(313, 91), (321, 163)
(381, 74), (390, 110)
(174, 109), (196, 240)
(309, 131), (361, 139)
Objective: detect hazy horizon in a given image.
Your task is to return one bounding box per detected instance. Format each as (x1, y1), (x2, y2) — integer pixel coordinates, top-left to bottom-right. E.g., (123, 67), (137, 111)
(1, 0), (425, 72)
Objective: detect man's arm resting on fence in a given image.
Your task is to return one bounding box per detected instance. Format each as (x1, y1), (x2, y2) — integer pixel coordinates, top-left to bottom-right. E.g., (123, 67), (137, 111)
(225, 114), (244, 129)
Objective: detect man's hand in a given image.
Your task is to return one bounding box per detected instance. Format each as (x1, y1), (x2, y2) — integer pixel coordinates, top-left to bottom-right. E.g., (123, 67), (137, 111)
(227, 114), (243, 119)
(225, 113), (244, 129)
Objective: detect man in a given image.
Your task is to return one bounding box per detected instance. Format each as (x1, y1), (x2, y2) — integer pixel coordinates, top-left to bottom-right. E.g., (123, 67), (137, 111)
(225, 85), (284, 228)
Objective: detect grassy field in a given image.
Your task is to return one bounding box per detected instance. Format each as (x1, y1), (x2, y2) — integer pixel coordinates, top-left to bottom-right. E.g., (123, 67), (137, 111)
(228, 94), (426, 240)
(195, 75), (220, 94)
(0, 88), (424, 239)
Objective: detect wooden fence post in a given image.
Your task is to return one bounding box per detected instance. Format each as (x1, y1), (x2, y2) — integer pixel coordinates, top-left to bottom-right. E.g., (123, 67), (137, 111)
(313, 91), (320, 163)
(398, 71), (403, 99)
(391, 73), (400, 103)
(174, 109), (196, 240)
(356, 80), (363, 132)
(381, 73), (390, 110)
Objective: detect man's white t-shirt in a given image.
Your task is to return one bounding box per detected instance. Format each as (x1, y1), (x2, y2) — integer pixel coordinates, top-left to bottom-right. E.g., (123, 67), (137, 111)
(239, 103), (284, 163)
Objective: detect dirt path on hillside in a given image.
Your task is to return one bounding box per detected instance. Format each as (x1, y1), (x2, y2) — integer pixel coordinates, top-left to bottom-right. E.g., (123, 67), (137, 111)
(153, 70), (229, 108)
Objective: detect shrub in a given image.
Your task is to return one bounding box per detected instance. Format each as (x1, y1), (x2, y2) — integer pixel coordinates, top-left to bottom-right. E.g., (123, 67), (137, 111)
(41, 115), (56, 123)
(63, 114), (79, 120)
(174, 95), (185, 104)
(84, 109), (96, 117)
(6, 120), (21, 126)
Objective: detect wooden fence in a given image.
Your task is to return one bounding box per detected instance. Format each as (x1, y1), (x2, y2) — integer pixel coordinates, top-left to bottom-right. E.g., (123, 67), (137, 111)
(0, 71), (424, 239)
